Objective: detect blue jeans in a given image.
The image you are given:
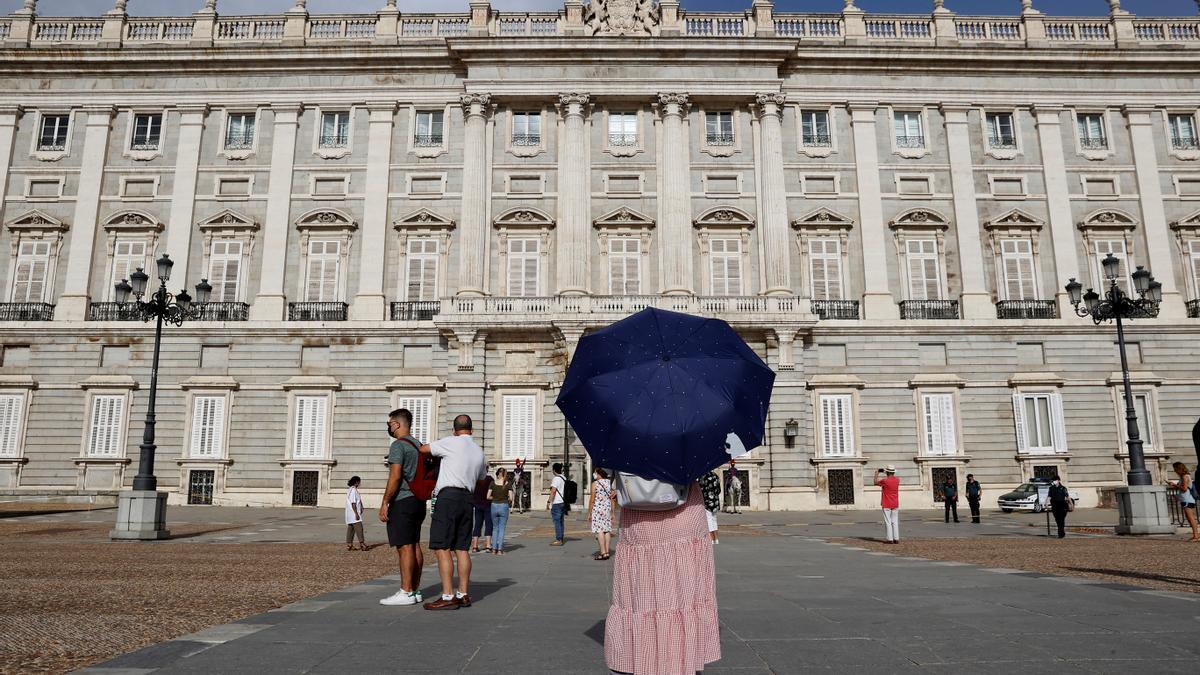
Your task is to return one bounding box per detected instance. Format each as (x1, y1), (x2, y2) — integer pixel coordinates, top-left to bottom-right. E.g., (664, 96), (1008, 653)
(490, 502), (510, 550)
(551, 502), (566, 542)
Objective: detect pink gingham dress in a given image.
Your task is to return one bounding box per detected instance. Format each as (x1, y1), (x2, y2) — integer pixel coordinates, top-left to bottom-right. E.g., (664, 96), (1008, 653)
(605, 484), (720, 675)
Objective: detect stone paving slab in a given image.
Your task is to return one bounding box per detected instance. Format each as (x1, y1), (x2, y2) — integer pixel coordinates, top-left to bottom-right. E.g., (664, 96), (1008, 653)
(81, 523), (1200, 674)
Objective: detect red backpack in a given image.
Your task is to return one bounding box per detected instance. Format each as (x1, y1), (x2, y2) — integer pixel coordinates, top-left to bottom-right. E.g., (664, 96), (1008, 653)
(397, 437), (440, 501)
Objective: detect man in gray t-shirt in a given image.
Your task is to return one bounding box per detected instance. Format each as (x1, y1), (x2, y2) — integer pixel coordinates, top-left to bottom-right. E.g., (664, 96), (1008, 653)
(378, 409), (428, 607)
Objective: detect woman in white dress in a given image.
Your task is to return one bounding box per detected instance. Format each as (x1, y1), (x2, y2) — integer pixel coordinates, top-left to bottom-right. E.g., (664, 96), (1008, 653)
(589, 468), (616, 560)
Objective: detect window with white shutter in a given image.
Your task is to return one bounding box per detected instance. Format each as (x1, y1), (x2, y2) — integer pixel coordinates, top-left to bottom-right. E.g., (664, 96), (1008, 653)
(1076, 113), (1107, 148)
(86, 394), (126, 458)
(1012, 392), (1066, 455)
(189, 395), (227, 459)
(905, 239), (941, 300)
(225, 113), (256, 149)
(800, 109), (831, 146)
(1188, 241), (1200, 300)
(207, 240), (243, 303)
(109, 239), (148, 300)
(405, 239), (439, 302)
(396, 396), (433, 444)
(506, 238), (540, 297)
(818, 394), (854, 457)
(709, 238), (742, 296)
(502, 394), (537, 460)
(920, 393), (958, 456)
(999, 239), (1037, 301)
(10, 241), (51, 303)
(0, 393), (25, 458)
(608, 238), (642, 295)
(304, 240), (340, 302)
(292, 395), (329, 459)
(1092, 239), (1131, 295)
(808, 238), (843, 300)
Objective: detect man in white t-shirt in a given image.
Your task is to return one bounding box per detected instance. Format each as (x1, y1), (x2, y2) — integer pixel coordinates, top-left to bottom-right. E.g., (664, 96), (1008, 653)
(547, 462), (566, 546)
(417, 414), (488, 610)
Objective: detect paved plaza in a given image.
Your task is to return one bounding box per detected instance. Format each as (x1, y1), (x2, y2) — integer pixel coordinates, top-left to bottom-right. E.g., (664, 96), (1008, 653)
(7, 506), (1183, 674)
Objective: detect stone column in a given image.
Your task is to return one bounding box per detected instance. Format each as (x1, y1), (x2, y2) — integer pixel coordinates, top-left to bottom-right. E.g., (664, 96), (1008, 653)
(457, 93), (492, 296)
(848, 102), (898, 319)
(0, 107), (22, 234)
(941, 105), (991, 319)
(57, 106), (115, 321)
(1124, 106), (1183, 318)
(1033, 106), (1082, 318)
(556, 93), (591, 296)
(350, 101), (397, 320)
(755, 93), (792, 296)
(163, 105), (208, 286)
(657, 93), (693, 296)
(250, 104), (301, 321)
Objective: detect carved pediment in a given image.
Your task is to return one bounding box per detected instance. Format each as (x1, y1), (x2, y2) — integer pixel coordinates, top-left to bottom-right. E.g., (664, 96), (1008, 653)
(494, 207), (555, 229)
(694, 206), (755, 230)
(198, 209), (259, 232)
(103, 210), (163, 233)
(5, 209), (67, 232)
(1170, 208), (1200, 231)
(792, 207), (854, 230)
(585, 0), (659, 36)
(1079, 208), (1136, 230)
(984, 208), (1043, 230)
(889, 208), (949, 229)
(394, 208), (455, 231)
(296, 208), (357, 231)
(593, 206), (654, 230)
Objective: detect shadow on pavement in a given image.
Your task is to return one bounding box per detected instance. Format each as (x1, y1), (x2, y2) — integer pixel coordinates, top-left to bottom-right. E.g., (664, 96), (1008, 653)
(1061, 566), (1200, 588)
(584, 619), (606, 646)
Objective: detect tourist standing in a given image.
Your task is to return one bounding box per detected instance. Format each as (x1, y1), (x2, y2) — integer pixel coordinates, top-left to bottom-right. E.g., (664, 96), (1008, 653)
(606, 483), (720, 674)
(875, 466), (900, 544)
(725, 463), (743, 514)
(470, 471), (494, 553)
(1168, 462), (1199, 542)
(378, 409), (427, 606)
(345, 476), (366, 551)
(489, 468), (512, 554)
(700, 469), (722, 544)
(965, 473), (982, 524)
(418, 414), (489, 610)
(512, 459), (527, 513)
(589, 467), (615, 560)
(1048, 474), (1072, 539)
(941, 475), (959, 523)
(548, 462), (567, 546)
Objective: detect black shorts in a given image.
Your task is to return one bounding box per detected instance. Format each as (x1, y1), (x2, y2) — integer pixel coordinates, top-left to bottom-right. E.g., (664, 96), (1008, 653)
(428, 488), (473, 551)
(386, 496), (427, 548)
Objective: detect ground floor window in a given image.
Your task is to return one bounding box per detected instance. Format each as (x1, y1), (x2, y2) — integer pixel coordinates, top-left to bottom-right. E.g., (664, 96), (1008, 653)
(292, 470), (319, 506)
(827, 468), (855, 506)
(188, 470), (215, 505)
(931, 467), (957, 503)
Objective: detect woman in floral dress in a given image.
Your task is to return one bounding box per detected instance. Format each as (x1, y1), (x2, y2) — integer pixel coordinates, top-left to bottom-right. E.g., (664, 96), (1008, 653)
(589, 468), (616, 560)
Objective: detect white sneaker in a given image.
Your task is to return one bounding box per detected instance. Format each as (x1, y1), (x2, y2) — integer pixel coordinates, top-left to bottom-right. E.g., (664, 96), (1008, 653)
(413, 591), (423, 603)
(379, 590), (418, 606)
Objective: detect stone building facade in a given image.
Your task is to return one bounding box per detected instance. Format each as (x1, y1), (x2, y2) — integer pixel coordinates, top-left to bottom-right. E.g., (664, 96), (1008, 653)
(1, 0), (1200, 510)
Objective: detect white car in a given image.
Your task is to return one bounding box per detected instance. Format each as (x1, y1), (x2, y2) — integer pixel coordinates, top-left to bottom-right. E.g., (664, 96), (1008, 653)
(997, 480), (1080, 513)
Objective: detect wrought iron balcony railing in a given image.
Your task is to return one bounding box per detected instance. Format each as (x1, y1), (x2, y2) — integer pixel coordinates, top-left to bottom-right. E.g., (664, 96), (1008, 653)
(0, 302), (55, 321)
(1188, 298), (1200, 318)
(37, 141), (67, 152)
(223, 135), (254, 150)
(89, 302), (143, 321)
(705, 132), (735, 146)
(1172, 137), (1200, 151)
(130, 139), (161, 151)
(390, 301), (441, 321)
(996, 300), (1057, 320)
(195, 302), (250, 321)
(895, 134), (925, 148)
(899, 299), (959, 320)
(608, 133), (638, 147)
(318, 133), (349, 148)
(511, 133), (541, 146)
(413, 133), (443, 147)
(1079, 136), (1108, 150)
(802, 133), (833, 147)
(987, 134), (1017, 149)
(811, 300), (860, 320)
(288, 302), (348, 321)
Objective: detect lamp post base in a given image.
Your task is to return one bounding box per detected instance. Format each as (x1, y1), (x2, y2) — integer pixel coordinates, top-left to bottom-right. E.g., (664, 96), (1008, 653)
(1114, 485), (1175, 535)
(109, 490), (171, 540)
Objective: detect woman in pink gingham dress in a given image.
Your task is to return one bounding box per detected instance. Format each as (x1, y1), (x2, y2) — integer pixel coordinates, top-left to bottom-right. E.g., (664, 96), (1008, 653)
(605, 483), (720, 675)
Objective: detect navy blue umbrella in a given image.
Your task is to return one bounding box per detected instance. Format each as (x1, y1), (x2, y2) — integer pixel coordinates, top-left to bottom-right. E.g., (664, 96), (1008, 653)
(555, 307), (776, 485)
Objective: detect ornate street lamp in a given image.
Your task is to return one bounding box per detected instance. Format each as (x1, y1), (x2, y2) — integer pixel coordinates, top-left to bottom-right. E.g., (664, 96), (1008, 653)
(1064, 253), (1172, 535)
(110, 254), (211, 541)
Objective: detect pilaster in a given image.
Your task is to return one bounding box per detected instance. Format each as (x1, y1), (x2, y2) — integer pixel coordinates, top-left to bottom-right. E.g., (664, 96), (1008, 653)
(848, 101), (898, 319)
(351, 101), (397, 320)
(941, 105), (991, 319)
(555, 93), (591, 296)
(57, 106), (115, 322)
(163, 104), (208, 287)
(0, 107), (23, 249)
(754, 93), (792, 296)
(1124, 106), (1184, 318)
(1032, 105), (1083, 320)
(250, 104), (302, 321)
(656, 93), (694, 295)
(456, 93), (493, 297)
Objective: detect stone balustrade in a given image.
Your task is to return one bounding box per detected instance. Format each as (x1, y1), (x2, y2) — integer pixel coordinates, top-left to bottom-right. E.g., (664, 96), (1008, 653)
(2, 3), (1198, 49)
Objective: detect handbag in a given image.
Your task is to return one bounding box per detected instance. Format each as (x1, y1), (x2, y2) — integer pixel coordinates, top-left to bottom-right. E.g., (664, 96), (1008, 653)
(614, 472), (689, 511)
(1067, 499), (1075, 513)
